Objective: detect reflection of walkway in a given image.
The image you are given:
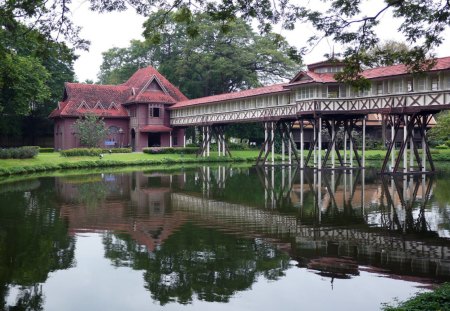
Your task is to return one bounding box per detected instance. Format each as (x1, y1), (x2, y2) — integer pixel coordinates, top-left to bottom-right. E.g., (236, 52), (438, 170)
(171, 191), (450, 280)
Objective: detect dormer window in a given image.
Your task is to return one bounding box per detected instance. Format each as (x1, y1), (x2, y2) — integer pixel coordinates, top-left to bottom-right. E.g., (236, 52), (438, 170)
(314, 66), (344, 74)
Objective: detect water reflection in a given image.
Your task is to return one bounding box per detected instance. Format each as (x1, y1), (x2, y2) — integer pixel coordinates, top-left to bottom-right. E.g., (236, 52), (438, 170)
(0, 166), (450, 310)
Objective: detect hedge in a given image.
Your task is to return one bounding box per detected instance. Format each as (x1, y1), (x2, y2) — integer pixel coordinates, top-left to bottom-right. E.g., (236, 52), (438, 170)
(39, 148), (54, 153)
(143, 147), (198, 154)
(0, 155), (265, 177)
(0, 146), (39, 159)
(60, 148), (132, 157)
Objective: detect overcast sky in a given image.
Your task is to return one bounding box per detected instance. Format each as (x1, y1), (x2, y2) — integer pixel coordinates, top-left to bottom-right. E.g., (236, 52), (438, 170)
(70, 0), (450, 83)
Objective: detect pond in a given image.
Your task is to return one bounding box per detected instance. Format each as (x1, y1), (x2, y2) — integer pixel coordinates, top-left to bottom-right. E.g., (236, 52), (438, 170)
(1, 165), (449, 310)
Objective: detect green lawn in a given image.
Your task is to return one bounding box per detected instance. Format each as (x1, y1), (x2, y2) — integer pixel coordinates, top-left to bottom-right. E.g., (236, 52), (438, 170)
(0, 150), (268, 176)
(1, 148), (450, 177)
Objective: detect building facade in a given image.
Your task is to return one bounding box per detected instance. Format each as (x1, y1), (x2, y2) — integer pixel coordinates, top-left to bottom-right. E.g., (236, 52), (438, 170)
(50, 66), (187, 151)
(51, 57), (450, 150)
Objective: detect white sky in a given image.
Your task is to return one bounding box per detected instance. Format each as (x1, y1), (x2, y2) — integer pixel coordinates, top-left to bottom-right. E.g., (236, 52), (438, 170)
(71, 0), (450, 83)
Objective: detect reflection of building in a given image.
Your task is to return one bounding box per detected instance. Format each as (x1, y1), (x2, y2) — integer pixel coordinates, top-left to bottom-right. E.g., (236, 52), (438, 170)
(56, 172), (187, 251)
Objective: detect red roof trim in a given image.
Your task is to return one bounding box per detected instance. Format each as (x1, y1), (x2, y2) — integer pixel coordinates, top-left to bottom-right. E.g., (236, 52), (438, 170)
(139, 125), (173, 133)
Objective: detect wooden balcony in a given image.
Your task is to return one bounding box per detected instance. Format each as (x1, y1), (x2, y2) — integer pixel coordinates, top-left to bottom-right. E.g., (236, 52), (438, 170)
(170, 90), (450, 126)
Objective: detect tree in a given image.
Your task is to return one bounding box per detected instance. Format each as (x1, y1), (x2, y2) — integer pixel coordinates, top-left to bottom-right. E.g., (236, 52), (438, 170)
(4, 0), (450, 84)
(362, 40), (412, 68)
(99, 11), (301, 98)
(72, 113), (108, 148)
(429, 111), (450, 144)
(0, 21), (76, 145)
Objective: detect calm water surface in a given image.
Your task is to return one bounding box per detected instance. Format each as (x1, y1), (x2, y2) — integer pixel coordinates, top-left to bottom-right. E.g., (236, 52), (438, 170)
(1, 165), (450, 310)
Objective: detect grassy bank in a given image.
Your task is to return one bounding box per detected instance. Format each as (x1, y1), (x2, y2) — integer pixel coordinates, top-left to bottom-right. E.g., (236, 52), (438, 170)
(2, 148), (450, 177)
(0, 150), (270, 176)
(383, 283), (450, 310)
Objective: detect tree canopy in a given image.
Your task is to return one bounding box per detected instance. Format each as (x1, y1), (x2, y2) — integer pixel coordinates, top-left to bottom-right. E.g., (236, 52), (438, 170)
(0, 19), (76, 143)
(3, 1), (450, 86)
(99, 11), (301, 99)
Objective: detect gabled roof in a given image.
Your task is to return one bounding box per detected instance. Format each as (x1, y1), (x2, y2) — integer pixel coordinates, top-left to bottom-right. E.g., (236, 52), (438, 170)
(123, 67), (188, 102)
(50, 66), (188, 118)
(170, 84), (289, 109)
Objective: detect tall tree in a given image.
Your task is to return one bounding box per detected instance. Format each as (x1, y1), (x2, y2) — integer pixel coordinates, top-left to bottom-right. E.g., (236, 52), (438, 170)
(0, 22), (76, 144)
(99, 11), (301, 99)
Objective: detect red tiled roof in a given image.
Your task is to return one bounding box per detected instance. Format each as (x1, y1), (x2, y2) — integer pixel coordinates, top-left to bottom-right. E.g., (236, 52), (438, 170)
(49, 83), (131, 118)
(170, 84), (289, 109)
(362, 56), (450, 79)
(125, 92), (176, 104)
(49, 65), (188, 118)
(288, 56), (450, 87)
(124, 67), (188, 102)
(139, 125), (173, 132)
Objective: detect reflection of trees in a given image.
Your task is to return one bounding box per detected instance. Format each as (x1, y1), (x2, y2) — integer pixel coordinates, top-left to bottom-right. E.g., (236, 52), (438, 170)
(76, 181), (109, 208)
(0, 179), (75, 310)
(103, 222), (290, 305)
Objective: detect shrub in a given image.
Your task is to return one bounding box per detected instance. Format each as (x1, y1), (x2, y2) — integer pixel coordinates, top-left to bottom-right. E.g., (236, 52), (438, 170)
(39, 147), (54, 153)
(435, 144), (448, 149)
(60, 147), (132, 157)
(102, 148), (132, 154)
(60, 148), (103, 157)
(0, 146), (39, 159)
(143, 147), (198, 154)
(227, 142), (250, 150)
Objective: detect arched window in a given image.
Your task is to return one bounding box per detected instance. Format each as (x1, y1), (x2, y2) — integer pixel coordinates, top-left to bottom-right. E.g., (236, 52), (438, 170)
(108, 126), (119, 134)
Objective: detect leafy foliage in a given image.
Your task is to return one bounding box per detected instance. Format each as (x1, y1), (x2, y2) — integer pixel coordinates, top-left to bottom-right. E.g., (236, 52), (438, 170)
(143, 147), (199, 154)
(4, 0), (450, 92)
(429, 111), (450, 144)
(72, 113), (108, 148)
(0, 146), (39, 159)
(0, 20), (76, 142)
(60, 147), (132, 157)
(99, 11), (301, 99)
(383, 283), (450, 311)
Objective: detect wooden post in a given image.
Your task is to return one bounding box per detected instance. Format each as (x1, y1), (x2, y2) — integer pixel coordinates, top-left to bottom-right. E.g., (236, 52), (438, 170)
(362, 117), (366, 168)
(391, 120), (395, 171)
(422, 115), (426, 172)
(207, 126), (210, 157)
(318, 117), (322, 170)
(344, 123), (348, 167)
(222, 131), (226, 156)
(410, 127), (414, 171)
(403, 115), (408, 172)
(264, 122), (268, 155)
(271, 122), (275, 164)
(331, 119), (335, 169)
(282, 129), (285, 163)
(288, 130), (292, 165)
(350, 128), (353, 169)
(218, 129), (221, 157)
(300, 120), (304, 168)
